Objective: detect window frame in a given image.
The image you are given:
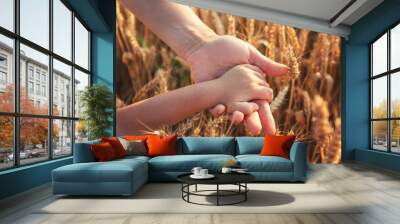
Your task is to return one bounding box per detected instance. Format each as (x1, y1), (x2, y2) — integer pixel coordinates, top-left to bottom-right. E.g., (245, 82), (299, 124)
(370, 20), (400, 154)
(0, 0), (92, 171)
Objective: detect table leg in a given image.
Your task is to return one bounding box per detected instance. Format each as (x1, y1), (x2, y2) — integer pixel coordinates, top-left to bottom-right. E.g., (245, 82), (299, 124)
(195, 184), (198, 192)
(245, 183), (247, 201)
(187, 184), (190, 202)
(217, 184), (219, 206)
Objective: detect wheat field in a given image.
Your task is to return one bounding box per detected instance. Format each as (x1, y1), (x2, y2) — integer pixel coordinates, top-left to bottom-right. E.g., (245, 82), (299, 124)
(116, 1), (342, 163)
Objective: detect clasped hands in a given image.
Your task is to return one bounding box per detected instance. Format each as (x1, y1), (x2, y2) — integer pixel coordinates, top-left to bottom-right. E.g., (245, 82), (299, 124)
(187, 35), (288, 135)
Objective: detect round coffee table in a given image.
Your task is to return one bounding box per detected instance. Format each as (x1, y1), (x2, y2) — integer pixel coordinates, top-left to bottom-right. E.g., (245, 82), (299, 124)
(177, 173), (255, 206)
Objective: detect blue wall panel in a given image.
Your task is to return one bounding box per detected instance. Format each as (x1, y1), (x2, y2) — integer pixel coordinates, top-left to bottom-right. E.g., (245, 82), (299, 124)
(343, 0), (400, 170)
(0, 158), (72, 199)
(342, 44), (369, 159)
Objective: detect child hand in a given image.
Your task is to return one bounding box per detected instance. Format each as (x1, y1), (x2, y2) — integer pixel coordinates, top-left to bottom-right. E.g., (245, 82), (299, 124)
(213, 65), (274, 123)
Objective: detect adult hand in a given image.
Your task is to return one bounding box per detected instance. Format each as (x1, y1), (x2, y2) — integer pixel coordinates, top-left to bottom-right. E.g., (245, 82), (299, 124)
(186, 35), (288, 135)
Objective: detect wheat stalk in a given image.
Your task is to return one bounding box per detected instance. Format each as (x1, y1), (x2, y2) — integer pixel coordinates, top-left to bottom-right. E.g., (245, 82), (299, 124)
(116, 1), (342, 163)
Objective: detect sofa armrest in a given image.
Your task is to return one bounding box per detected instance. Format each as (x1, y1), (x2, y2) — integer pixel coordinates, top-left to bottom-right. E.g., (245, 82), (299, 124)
(289, 141), (307, 181)
(73, 141), (99, 163)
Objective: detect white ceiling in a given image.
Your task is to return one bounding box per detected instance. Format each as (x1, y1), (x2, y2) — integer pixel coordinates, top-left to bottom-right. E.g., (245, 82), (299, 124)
(173, 0), (384, 37)
(228, 0), (352, 23)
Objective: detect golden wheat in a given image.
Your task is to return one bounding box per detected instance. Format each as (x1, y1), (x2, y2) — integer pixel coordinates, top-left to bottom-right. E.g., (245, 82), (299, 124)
(116, 0), (342, 163)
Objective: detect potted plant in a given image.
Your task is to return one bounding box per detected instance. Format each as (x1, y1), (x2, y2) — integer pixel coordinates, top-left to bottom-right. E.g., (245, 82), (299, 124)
(79, 84), (113, 140)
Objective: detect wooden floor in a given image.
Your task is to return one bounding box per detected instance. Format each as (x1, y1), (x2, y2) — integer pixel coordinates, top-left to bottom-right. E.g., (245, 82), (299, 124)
(1, 162), (400, 224)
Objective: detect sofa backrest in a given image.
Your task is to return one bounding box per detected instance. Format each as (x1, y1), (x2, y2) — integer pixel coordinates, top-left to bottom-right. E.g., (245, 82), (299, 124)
(177, 137), (236, 155)
(235, 137), (264, 155)
(73, 139), (100, 163)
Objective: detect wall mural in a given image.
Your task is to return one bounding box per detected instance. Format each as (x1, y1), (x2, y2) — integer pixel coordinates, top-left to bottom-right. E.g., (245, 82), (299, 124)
(116, 1), (342, 163)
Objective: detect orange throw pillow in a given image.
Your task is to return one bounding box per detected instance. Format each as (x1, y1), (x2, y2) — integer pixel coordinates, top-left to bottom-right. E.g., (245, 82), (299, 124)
(91, 142), (117, 162)
(124, 135), (148, 141)
(146, 135), (177, 157)
(260, 135), (296, 159)
(101, 137), (126, 158)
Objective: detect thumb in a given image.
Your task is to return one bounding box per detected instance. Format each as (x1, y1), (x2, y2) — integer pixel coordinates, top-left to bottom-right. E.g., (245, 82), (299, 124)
(248, 46), (288, 77)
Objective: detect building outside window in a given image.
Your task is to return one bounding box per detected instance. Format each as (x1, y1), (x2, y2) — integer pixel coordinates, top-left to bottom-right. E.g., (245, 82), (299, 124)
(0, 71), (7, 86)
(41, 85), (46, 97)
(35, 70), (40, 81)
(0, 54), (7, 67)
(370, 23), (400, 154)
(0, 54), (7, 90)
(28, 66), (34, 80)
(28, 81), (34, 94)
(41, 73), (46, 83)
(0, 0), (91, 170)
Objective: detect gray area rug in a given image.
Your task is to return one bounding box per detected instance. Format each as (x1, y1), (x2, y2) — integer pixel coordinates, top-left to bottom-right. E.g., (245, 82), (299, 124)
(38, 183), (362, 214)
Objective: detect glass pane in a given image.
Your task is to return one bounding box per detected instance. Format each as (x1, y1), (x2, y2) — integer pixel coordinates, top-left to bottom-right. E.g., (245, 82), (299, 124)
(0, 0), (14, 31)
(372, 33), (387, 76)
(20, 117), (49, 165)
(0, 35), (14, 112)
(20, 44), (49, 115)
(75, 120), (88, 143)
(75, 17), (89, 70)
(391, 120), (400, 153)
(372, 121), (388, 151)
(53, 119), (72, 157)
(0, 116), (13, 170)
(372, 76), (387, 119)
(20, 0), (49, 49)
(391, 24), (400, 70)
(53, 0), (72, 60)
(53, 59), (72, 117)
(74, 69), (89, 117)
(391, 72), (400, 118)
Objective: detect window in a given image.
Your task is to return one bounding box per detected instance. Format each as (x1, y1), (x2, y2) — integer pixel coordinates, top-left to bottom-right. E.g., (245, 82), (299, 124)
(371, 23), (400, 154)
(42, 85), (46, 97)
(28, 81), (33, 94)
(0, 71), (6, 85)
(75, 18), (90, 70)
(20, 0), (49, 48)
(35, 70), (41, 81)
(28, 67), (34, 80)
(53, 59), (72, 117)
(0, 0), (14, 32)
(0, 116), (13, 170)
(53, 0), (72, 60)
(0, 0), (91, 170)
(0, 54), (7, 67)
(35, 83), (40, 95)
(0, 35), (13, 113)
(53, 119), (72, 158)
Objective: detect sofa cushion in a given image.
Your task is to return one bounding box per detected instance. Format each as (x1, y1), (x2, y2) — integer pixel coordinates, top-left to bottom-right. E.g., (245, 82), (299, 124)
(236, 155), (293, 172)
(147, 135), (177, 157)
(149, 154), (235, 172)
(73, 140), (101, 163)
(91, 142), (118, 162)
(259, 135), (296, 159)
(52, 158), (147, 183)
(101, 137), (127, 158)
(118, 138), (147, 156)
(178, 137), (235, 155)
(236, 137), (264, 155)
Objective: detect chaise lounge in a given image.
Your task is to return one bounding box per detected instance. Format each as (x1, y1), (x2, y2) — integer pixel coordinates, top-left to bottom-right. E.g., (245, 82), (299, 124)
(52, 137), (307, 196)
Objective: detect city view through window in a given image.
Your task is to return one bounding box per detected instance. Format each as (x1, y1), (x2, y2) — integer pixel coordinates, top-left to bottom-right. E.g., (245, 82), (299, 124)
(0, 0), (91, 170)
(371, 23), (400, 153)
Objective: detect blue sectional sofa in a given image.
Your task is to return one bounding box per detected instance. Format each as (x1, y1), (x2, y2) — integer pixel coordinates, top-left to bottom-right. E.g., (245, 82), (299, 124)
(52, 137), (307, 196)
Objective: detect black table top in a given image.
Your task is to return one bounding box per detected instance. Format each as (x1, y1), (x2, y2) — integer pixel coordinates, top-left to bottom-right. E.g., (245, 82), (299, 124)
(177, 172), (255, 185)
